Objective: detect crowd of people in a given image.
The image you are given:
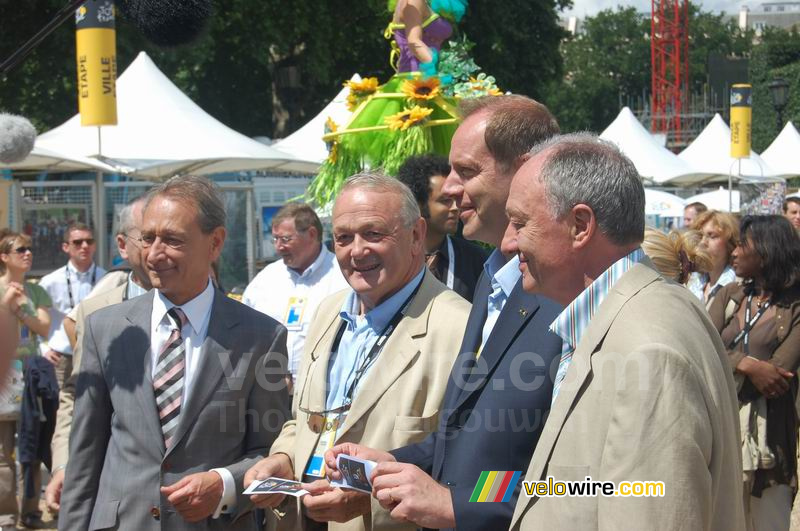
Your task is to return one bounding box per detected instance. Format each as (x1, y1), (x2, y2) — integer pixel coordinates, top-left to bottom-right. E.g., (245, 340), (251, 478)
(0, 93), (799, 531)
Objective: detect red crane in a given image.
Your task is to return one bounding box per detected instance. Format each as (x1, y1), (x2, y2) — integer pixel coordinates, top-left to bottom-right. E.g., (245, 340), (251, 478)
(650, 0), (689, 146)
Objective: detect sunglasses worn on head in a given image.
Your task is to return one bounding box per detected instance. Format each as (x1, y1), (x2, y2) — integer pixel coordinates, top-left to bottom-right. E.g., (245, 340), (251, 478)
(71, 238), (95, 247)
(14, 246), (32, 254)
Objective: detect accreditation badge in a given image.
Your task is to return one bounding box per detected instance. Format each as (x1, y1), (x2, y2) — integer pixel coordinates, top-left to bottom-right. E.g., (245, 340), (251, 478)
(283, 296), (307, 331)
(304, 414), (343, 478)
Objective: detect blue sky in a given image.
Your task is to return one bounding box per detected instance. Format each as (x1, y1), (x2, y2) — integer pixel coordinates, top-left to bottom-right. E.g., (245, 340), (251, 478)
(563, 0), (748, 17)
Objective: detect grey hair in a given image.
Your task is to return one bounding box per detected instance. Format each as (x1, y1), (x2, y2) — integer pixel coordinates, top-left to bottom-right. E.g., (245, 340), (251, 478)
(529, 133), (645, 246)
(338, 171), (421, 227)
(117, 196), (147, 235)
(145, 175), (226, 233)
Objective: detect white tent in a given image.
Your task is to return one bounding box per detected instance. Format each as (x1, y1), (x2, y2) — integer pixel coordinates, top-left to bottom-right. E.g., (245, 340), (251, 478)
(35, 52), (317, 179)
(271, 75), (358, 168)
(686, 186), (740, 212)
(644, 188), (686, 217)
(600, 107), (704, 184)
(1, 145), (116, 173)
(677, 114), (780, 184)
(761, 121), (800, 178)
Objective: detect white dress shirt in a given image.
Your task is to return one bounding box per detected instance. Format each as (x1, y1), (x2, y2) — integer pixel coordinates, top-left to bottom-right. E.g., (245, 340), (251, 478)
(479, 250), (521, 354)
(39, 261), (106, 355)
(150, 279), (234, 517)
(242, 246), (348, 383)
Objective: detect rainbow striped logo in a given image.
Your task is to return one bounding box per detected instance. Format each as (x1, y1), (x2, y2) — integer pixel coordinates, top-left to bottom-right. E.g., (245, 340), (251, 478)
(469, 471), (522, 502)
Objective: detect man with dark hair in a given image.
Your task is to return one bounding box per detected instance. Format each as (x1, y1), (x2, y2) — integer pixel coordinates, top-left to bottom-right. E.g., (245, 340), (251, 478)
(59, 175), (290, 530)
(397, 154), (489, 301)
(325, 95), (564, 531)
(684, 201), (708, 228)
(39, 222), (106, 389)
(505, 134), (742, 530)
(783, 196), (800, 229)
(242, 202), (348, 390)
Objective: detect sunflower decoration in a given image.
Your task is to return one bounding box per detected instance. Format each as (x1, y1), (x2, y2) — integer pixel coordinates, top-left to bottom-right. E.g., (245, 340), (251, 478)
(345, 77), (379, 111)
(401, 77), (441, 102)
(385, 106), (434, 131)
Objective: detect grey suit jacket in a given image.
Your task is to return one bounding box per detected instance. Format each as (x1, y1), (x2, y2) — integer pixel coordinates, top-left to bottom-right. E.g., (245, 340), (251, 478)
(510, 260), (745, 531)
(59, 289), (291, 531)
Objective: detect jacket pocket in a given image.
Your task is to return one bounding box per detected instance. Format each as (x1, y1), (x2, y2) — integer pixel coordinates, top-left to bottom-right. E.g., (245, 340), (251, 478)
(89, 499), (120, 530)
(393, 414), (437, 433)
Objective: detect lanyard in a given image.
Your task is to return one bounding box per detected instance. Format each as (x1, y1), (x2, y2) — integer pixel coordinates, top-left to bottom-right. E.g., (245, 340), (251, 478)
(730, 294), (771, 354)
(65, 264), (97, 309)
(331, 276), (424, 409)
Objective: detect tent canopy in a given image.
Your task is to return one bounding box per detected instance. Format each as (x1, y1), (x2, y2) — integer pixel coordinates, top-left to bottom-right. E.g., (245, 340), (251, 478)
(644, 188), (686, 217)
(686, 186), (740, 212)
(271, 75), (358, 168)
(600, 107), (704, 184)
(677, 114), (780, 185)
(35, 52), (317, 178)
(1, 145), (116, 173)
(761, 121), (800, 178)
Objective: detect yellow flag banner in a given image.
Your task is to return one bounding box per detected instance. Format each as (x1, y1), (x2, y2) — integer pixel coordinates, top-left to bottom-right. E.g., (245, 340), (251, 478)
(730, 84), (752, 159)
(76, 1), (117, 126)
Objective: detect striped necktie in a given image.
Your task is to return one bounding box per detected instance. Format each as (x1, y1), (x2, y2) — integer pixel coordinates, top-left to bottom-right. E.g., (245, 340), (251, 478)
(153, 307), (188, 448)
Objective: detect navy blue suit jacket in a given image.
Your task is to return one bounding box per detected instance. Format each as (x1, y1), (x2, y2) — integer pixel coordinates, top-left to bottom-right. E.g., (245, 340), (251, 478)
(391, 272), (563, 531)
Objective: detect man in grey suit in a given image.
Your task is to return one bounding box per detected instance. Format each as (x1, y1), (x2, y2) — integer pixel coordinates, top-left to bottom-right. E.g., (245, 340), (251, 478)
(59, 176), (291, 530)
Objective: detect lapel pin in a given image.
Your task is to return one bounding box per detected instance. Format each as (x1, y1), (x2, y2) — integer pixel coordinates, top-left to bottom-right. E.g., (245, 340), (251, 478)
(519, 308), (528, 318)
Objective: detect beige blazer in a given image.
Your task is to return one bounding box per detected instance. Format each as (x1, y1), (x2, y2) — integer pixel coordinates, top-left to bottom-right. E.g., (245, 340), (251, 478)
(269, 270), (470, 531)
(510, 261), (745, 531)
(51, 281), (128, 470)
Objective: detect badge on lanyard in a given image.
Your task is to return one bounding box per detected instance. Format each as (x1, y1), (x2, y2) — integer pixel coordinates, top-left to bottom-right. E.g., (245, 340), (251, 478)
(304, 414), (344, 478)
(284, 296), (307, 331)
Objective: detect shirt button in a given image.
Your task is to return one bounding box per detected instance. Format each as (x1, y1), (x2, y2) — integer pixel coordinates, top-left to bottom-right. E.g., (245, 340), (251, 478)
(151, 506), (160, 520)
(162, 462), (171, 472)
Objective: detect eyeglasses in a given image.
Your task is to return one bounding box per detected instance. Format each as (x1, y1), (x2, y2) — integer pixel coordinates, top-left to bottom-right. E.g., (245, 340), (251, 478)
(70, 238), (95, 247)
(272, 233), (301, 245)
(13, 246), (32, 255)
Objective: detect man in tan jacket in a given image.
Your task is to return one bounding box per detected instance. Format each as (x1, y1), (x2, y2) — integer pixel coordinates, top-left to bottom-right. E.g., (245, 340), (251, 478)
(503, 134), (744, 530)
(44, 196), (152, 511)
(244, 172), (470, 530)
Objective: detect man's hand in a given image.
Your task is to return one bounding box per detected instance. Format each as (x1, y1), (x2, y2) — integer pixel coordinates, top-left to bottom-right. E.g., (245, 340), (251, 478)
(43, 349), (62, 365)
(45, 467), (65, 512)
(302, 479), (371, 523)
(244, 453), (294, 509)
(372, 462), (456, 529)
(738, 356), (794, 397)
(161, 471), (224, 522)
(324, 443), (395, 482)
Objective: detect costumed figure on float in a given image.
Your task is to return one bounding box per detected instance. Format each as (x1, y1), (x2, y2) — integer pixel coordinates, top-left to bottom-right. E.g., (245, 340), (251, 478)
(308, 0), (501, 206)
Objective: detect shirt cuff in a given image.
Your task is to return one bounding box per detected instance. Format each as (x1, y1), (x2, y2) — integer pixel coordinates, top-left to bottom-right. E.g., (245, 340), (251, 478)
(210, 468), (236, 518)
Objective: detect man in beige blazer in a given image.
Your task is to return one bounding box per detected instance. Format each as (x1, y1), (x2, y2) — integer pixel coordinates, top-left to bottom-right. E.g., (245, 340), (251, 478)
(244, 172), (470, 530)
(45, 196), (152, 512)
(502, 134), (744, 530)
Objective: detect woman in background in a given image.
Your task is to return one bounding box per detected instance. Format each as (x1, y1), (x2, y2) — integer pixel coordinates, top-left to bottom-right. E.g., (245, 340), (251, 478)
(708, 215), (800, 531)
(0, 229), (51, 528)
(688, 210), (739, 308)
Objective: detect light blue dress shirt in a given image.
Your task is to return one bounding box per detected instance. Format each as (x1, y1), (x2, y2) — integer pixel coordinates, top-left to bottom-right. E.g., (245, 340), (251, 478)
(478, 250), (521, 354)
(325, 268), (426, 411)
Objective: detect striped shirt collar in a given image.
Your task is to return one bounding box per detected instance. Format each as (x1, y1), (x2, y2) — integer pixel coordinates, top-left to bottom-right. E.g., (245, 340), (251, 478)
(550, 248), (646, 349)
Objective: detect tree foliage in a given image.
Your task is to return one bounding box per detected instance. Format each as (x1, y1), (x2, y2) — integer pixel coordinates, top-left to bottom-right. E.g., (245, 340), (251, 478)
(0, 0), (567, 139)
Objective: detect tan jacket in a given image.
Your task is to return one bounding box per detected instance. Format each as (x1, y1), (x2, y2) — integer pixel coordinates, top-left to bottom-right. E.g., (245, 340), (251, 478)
(510, 261), (745, 531)
(51, 281), (128, 470)
(269, 270), (470, 531)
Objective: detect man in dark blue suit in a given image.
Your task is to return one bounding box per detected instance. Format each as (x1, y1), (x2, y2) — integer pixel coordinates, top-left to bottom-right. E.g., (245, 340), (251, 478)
(325, 95), (564, 530)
